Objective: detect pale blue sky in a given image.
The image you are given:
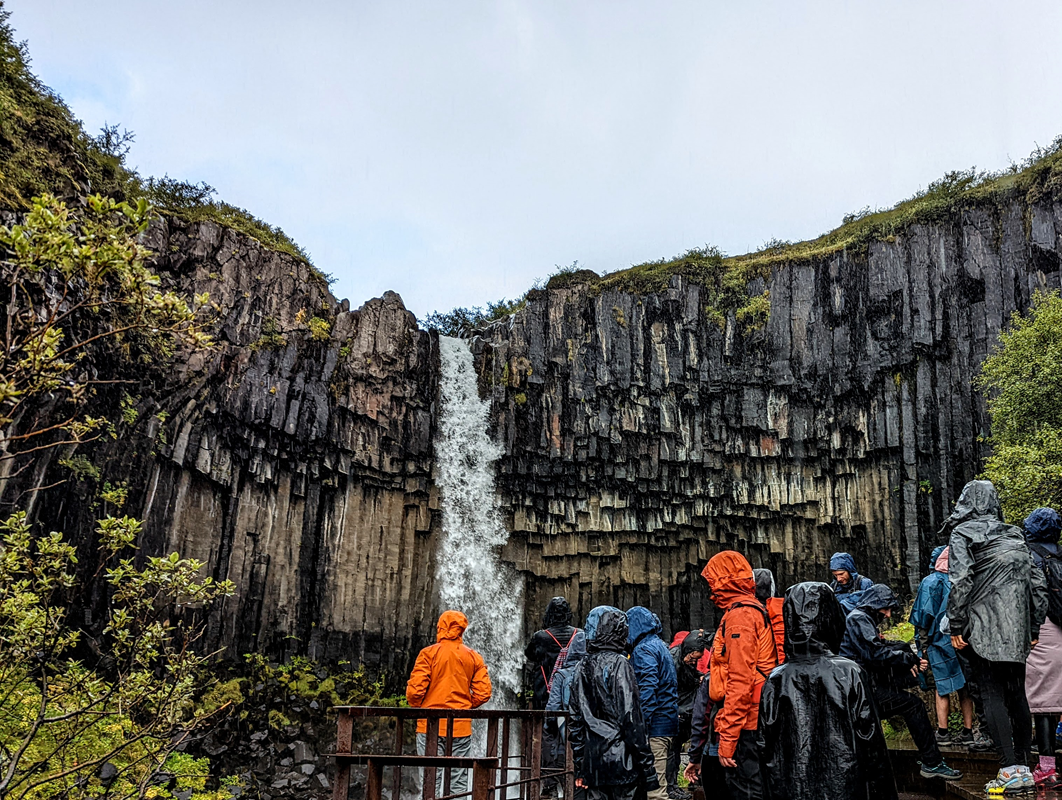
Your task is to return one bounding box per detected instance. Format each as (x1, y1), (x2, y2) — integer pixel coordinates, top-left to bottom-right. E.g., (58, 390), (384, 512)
(8, 1), (1062, 319)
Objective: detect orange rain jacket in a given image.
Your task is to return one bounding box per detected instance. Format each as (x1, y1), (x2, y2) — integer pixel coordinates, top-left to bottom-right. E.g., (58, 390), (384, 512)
(703, 552), (779, 759)
(765, 597), (786, 666)
(406, 610), (493, 737)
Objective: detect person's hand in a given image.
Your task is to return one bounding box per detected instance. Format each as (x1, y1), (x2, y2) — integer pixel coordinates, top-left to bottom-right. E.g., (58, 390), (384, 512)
(575, 779), (585, 789)
(951, 635), (968, 651)
(911, 665), (919, 678)
(919, 658), (928, 672)
(683, 763), (700, 783)
(1031, 639), (1039, 648)
(719, 754), (737, 769)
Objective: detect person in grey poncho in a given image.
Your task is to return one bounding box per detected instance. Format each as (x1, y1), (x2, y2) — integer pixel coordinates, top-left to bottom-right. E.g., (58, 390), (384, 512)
(944, 480), (1048, 790)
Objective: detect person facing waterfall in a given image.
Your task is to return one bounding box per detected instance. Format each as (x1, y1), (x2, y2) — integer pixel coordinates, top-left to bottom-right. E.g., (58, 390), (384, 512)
(525, 596), (579, 709)
(406, 610), (493, 797)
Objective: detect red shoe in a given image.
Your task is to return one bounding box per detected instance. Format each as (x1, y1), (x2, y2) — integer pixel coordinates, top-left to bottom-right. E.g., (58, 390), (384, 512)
(1033, 765), (1060, 789)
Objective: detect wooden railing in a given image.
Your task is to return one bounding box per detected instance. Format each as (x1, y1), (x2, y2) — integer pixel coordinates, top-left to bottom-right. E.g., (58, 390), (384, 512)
(331, 707), (573, 800)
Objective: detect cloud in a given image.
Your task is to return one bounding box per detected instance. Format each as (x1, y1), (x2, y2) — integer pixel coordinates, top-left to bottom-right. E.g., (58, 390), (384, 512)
(7, 0), (1062, 319)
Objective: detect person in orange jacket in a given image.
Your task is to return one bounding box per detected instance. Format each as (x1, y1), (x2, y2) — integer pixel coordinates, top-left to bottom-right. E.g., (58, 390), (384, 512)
(754, 568), (786, 665)
(697, 551), (778, 800)
(406, 610), (493, 797)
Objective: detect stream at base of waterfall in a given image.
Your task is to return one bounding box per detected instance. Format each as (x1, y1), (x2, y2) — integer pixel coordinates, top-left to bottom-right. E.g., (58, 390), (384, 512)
(435, 336), (524, 705)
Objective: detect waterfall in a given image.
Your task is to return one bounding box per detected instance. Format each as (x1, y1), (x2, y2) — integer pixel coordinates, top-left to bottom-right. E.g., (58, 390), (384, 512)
(434, 336), (524, 701)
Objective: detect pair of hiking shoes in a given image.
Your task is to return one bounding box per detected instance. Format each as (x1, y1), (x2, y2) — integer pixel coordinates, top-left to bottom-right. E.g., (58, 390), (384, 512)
(935, 727), (995, 751)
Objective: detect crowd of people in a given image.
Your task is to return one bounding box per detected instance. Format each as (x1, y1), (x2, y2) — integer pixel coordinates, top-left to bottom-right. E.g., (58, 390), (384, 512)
(406, 480), (1062, 799)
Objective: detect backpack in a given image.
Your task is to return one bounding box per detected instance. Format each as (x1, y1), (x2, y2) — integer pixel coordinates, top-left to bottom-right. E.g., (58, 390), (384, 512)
(1029, 544), (1062, 627)
(542, 629), (580, 693)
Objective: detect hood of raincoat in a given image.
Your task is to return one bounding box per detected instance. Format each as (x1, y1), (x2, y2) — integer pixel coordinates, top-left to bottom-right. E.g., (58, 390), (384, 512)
(928, 544), (947, 573)
(829, 552), (858, 575)
(680, 629), (708, 657)
(436, 610), (468, 641)
(754, 568), (777, 603)
(854, 584), (901, 617)
(783, 582), (846, 658)
(702, 550), (757, 609)
(940, 479), (1003, 536)
(670, 630), (690, 649)
(543, 596), (573, 627)
(564, 629), (587, 665)
(626, 606), (662, 648)
(935, 546), (950, 573)
(587, 606), (628, 653)
(1025, 507), (1062, 544)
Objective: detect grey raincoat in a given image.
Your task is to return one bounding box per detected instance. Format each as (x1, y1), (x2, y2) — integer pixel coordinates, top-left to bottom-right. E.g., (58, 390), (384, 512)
(944, 480), (1048, 663)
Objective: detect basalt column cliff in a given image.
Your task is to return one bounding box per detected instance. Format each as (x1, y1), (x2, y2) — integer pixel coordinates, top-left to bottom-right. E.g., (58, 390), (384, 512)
(473, 194), (1062, 632)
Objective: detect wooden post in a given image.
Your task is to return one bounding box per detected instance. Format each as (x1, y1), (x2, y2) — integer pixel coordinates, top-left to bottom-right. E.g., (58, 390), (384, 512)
(442, 717), (454, 799)
(367, 758), (384, 800)
(486, 718), (499, 800)
(333, 711), (354, 800)
(528, 716), (542, 800)
(520, 719), (529, 800)
(472, 760), (492, 800)
(425, 721), (439, 800)
(500, 718), (510, 800)
(564, 740), (574, 800)
(393, 715), (405, 800)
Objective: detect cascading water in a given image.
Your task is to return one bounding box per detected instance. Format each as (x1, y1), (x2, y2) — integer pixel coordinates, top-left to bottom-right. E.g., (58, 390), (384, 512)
(434, 336), (524, 701)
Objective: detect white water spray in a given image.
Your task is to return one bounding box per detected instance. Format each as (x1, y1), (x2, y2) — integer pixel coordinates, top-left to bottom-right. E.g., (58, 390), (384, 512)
(434, 336), (524, 700)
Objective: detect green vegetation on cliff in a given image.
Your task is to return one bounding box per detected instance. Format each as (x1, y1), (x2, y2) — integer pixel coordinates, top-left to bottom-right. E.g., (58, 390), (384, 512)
(0, 3), (320, 273)
(978, 290), (1062, 522)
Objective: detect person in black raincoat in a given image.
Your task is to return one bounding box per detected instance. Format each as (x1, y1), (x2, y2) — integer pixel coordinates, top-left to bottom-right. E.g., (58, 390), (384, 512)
(944, 480), (1048, 777)
(525, 597), (579, 710)
(545, 630), (588, 800)
(839, 584), (962, 781)
(569, 606), (658, 800)
(666, 630), (706, 800)
(759, 581), (896, 800)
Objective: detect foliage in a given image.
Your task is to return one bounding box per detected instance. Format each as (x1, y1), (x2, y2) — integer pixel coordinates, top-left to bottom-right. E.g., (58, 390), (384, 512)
(977, 290), (1062, 521)
(421, 296), (527, 338)
(0, 5), (319, 277)
(0, 194), (212, 490)
(0, 511), (234, 799)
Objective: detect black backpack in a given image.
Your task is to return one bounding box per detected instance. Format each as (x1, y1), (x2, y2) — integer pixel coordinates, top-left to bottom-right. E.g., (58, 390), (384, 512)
(1029, 544), (1062, 627)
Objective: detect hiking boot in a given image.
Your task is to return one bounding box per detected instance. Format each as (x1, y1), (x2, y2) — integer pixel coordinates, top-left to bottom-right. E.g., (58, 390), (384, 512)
(919, 761), (963, 781)
(1033, 766), (1061, 789)
(968, 727), (996, 752)
(667, 788), (691, 800)
(984, 765), (1034, 795)
(935, 729), (955, 747)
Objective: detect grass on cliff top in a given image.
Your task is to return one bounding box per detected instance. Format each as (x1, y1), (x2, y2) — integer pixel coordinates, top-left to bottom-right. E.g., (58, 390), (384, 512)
(0, 3), (325, 279)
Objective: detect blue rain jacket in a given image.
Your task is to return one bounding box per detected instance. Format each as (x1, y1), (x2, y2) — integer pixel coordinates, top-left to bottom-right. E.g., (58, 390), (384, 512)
(909, 545), (965, 696)
(626, 606), (679, 737)
(830, 552), (874, 613)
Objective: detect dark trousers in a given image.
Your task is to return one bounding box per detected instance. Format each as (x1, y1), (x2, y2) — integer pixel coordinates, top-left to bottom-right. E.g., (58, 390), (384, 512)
(587, 784), (638, 800)
(722, 730), (763, 800)
(1035, 715), (1056, 757)
(966, 649), (1032, 767)
(873, 686), (943, 768)
(542, 728), (561, 796)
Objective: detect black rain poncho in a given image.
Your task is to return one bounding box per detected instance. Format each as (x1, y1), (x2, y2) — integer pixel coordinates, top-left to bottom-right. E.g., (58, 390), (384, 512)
(569, 606), (656, 789)
(525, 597), (578, 708)
(943, 480), (1048, 663)
(759, 582), (897, 800)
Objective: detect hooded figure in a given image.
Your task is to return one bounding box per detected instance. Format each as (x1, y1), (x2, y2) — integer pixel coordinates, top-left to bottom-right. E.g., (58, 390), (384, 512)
(700, 551), (777, 800)
(759, 582), (897, 800)
(910, 545), (965, 697)
(671, 630), (707, 721)
(1023, 507), (1062, 784)
(545, 630), (587, 760)
(829, 552), (874, 613)
(626, 607), (680, 738)
(754, 568), (786, 665)
(406, 611), (493, 797)
(840, 585), (959, 781)
(569, 606), (657, 798)
(525, 596), (579, 709)
(944, 480), (1048, 663)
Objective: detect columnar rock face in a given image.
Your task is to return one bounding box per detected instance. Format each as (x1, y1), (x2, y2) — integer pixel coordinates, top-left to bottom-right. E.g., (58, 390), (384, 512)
(472, 196), (1062, 634)
(14, 192), (1062, 672)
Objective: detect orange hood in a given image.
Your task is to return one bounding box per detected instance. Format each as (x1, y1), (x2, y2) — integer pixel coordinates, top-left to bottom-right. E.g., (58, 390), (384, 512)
(702, 551), (757, 609)
(436, 610), (469, 642)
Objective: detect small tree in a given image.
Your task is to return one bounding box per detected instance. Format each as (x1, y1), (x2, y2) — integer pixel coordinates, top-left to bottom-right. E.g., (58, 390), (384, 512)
(0, 512), (234, 799)
(0, 194), (211, 497)
(977, 289), (1062, 521)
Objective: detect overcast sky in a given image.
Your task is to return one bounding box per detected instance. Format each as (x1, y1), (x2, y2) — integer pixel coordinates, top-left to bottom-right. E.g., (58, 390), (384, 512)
(8, 2), (1062, 319)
